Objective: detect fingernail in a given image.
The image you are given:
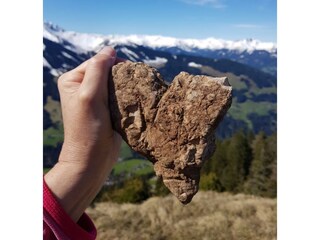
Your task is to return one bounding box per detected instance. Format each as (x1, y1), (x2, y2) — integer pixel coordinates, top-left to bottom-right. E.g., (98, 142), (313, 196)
(99, 46), (116, 57)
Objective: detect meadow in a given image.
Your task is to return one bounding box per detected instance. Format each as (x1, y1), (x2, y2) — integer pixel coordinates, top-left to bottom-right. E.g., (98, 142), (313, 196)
(87, 191), (276, 240)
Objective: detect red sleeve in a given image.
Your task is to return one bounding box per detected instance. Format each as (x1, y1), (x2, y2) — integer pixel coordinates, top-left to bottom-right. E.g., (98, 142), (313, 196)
(43, 178), (97, 240)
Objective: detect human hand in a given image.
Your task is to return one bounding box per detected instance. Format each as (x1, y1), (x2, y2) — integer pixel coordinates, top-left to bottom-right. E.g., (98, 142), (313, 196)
(57, 46), (122, 170)
(45, 46), (123, 221)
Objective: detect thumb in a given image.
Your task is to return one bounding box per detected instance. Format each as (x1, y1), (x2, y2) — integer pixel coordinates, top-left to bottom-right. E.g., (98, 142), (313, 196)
(79, 46), (116, 101)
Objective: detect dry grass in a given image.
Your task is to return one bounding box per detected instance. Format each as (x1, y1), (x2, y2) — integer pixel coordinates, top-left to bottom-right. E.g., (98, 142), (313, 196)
(86, 191), (276, 240)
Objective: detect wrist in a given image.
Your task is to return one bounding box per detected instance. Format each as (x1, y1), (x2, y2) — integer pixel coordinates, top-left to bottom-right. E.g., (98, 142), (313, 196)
(44, 159), (112, 222)
(44, 140), (119, 221)
(59, 139), (118, 172)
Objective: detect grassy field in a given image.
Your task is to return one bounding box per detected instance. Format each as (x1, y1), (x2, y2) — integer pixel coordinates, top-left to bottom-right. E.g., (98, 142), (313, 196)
(87, 191), (276, 240)
(228, 100), (276, 129)
(44, 158), (153, 176)
(119, 141), (134, 160)
(43, 125), (64, 147)
(112, 159), (153, 176)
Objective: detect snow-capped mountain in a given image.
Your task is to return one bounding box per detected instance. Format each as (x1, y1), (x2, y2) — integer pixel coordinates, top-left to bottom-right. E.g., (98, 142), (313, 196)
(44, 22), (105, 53)
(43, 21), (277, 167)
(44, 22), (276, 53)
(44, 22), (277, 75)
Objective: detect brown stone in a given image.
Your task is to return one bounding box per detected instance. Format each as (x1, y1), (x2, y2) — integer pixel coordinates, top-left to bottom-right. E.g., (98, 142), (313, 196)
(109, 62), (232, 204)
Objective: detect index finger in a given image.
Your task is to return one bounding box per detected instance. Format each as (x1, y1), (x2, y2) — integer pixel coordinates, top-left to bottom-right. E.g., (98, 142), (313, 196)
(71, 57), (126, 75)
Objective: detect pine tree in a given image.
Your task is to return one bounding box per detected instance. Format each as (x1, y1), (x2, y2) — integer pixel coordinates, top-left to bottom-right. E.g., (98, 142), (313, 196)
(200, 139), (228, 192)
(247, 130), (255, 146)
(199, 172), (223, 191)
(211, 139), (229, 178)
(220, 130), (252, 192)
(201, 139), (225, 174)
(265, 132), (277, 197)
(244, 131), (277, 197)
(154, 176), (171, 196)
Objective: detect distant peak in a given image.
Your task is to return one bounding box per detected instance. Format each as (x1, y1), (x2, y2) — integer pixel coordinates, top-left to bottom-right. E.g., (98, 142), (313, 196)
(43, 22), (277, 54)
(44, 21), (65, 32)
(104, 34), (277, 53)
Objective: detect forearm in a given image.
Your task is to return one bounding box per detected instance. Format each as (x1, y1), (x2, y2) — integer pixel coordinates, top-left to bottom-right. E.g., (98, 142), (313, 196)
(44, 142), (118, 222)
(44, 46), (121, 223)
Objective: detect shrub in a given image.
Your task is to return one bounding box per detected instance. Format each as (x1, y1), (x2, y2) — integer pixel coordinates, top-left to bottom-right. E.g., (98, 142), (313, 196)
(199, 172), (223, 191)
(106, 177), (150, 204)
(153, 176), (171, 197)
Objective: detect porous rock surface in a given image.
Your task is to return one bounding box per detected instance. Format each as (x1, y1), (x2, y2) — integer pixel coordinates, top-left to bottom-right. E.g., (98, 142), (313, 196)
(109, 62), (232, 204)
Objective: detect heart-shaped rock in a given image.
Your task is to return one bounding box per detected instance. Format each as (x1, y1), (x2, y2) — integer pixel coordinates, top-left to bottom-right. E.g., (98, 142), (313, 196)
(109, 62), (232, 204)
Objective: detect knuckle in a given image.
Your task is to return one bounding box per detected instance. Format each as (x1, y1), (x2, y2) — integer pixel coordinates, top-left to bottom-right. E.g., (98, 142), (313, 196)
(78, 89), (95, 105)
(88, 55), (108, 68)
(57, 74), (66, 90)
(57, 72), (70, 87)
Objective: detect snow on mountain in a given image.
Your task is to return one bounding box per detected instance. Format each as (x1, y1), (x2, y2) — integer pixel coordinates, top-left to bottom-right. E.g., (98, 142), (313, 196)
(188, 62), (202, 68)
(107, 35), (276, 54)
(44, 22), (105, 52)
(43, 22), (276, 54)
(119, 47), (140, 61)
(143, 57), (168, 68)
(43, 22), (277, 76)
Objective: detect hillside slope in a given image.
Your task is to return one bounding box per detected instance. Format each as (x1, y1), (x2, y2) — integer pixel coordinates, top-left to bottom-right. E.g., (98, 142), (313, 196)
(87, 191), (276, 240)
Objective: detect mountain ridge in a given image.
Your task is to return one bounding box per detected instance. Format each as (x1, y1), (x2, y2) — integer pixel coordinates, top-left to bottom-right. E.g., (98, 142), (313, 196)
(44, 22), (277, 76)
(44, 22), (277, 54)
(43, 22), (277, 167)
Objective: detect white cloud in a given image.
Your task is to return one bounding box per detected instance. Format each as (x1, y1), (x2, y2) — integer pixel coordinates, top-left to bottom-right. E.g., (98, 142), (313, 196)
(179, 0), (226, 8)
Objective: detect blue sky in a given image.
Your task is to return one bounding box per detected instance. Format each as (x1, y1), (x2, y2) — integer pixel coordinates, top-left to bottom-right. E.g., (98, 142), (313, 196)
(44, 0), (276, 42)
